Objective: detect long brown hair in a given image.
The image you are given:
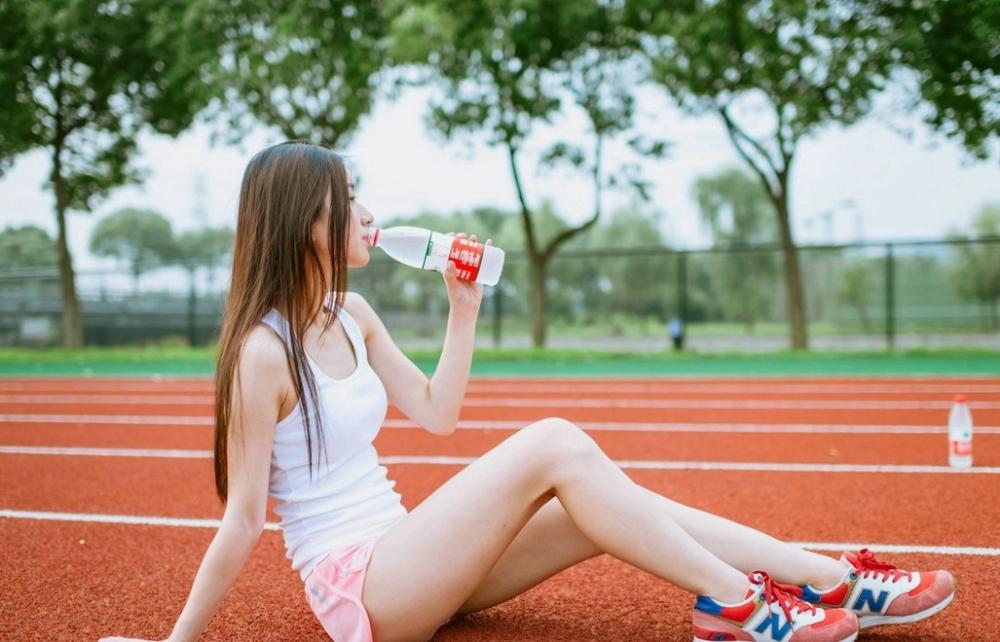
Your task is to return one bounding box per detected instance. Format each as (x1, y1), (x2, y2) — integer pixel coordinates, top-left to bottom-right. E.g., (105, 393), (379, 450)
(214, 141), (351, 502)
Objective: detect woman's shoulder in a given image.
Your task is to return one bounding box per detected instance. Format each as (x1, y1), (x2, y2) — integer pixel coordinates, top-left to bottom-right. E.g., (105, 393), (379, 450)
(239, 324), (292, 379)
(341, 291), (378, 338)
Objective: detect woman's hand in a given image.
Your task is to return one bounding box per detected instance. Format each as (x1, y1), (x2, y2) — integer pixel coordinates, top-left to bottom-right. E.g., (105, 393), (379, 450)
(442, 233), (488, 318)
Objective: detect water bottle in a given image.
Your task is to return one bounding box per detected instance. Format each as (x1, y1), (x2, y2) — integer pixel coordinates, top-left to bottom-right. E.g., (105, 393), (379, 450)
(368, 226), (505, 286)
(947, 394), (973, 468)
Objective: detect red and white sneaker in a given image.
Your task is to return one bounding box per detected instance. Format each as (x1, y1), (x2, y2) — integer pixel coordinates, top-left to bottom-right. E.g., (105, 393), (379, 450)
(693, 570), (858, 641)
(800, 549), (956, 629)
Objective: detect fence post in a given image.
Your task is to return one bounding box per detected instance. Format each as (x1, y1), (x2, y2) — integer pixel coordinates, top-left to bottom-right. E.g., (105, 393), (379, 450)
(492, 285), (502, 349)
(677, 252), (688, 323)
(187, 271), (198, 347)
(885, 243), (895, 350)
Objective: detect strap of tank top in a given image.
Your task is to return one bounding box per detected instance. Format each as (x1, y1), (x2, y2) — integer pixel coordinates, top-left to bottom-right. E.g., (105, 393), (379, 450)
(260, 309), (292, 347)
(335, 308), (368, 361)
(263, 298), (367, 363)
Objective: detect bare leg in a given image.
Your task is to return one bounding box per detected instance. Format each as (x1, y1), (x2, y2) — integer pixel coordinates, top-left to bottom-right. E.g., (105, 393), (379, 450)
(460, 493), (847, 615)
(649, 490), (847, 587)
(457, 497), (601, 615)
(362, 419), (748, 642)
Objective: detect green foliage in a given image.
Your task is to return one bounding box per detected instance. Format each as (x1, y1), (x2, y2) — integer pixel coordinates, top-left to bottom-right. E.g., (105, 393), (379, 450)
(0, 0), (213, 199)
(198, 0), (390, 147)
(837, 260), (876, 330)
(639, 0), (893, 160)
(693, 168), (778, 329)
(0, 0), (216, 345)
(694, 168), (776, 246)
(874, 0), (1000, 158)
(952, 203), (1000, 328)
(90, 208), (176, 280)
(388, 0), (662, 345)
(173, 227), (236, 270)
(0, 225), (58, 269)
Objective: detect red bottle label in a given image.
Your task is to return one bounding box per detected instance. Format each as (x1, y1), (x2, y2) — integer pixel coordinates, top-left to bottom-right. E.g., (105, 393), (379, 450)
(448, 237), (484, 282)
(950, 440), (972, 456)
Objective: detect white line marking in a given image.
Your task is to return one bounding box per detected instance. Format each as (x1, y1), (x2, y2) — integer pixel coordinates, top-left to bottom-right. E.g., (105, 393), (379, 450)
(0, 445), (211, 458)
(467, 383), (1000, 395)
(5, 413), (1000, 435)
(3, 382), (1000, 395)
(5, 393), (1000, 410)
(3, 446), (998, 474)
(457, 398), (1000, 410)
(0, 509), (277, 531)
(2, 509), (996, 556)
(0, 414), (213, 425)
(0, 394), (213, 405)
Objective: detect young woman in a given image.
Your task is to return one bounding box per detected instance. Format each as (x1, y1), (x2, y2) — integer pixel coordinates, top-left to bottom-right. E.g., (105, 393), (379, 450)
(102, 142), (955, 642)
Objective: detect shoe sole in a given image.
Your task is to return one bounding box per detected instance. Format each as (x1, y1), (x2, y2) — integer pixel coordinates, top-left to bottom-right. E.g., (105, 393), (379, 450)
(858, 590), (955, 629)
(694, 631), (858, 642)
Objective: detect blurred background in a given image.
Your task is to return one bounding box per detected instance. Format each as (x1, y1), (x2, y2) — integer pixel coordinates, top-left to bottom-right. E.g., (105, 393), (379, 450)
(1, 0), (998, 353)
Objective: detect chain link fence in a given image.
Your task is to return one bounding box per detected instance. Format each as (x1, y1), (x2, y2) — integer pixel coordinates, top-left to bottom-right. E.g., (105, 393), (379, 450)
(2, 239), (998, 351)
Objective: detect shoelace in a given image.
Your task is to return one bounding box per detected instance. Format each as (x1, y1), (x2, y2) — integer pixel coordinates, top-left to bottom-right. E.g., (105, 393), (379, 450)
(750, 570), (817, 624)
(852, 548), (912, 583)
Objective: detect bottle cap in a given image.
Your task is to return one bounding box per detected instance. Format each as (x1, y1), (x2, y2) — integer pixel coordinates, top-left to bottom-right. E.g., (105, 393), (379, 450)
(953, 394), (967, 404)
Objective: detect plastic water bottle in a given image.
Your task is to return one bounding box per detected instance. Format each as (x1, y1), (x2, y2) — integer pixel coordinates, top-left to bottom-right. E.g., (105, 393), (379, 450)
(368, 226), (505, 286)
(947, 394), (973, 468)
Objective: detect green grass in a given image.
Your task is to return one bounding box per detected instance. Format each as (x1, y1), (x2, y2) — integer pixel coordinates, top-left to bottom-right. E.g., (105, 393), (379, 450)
(1, 346), (998, 377)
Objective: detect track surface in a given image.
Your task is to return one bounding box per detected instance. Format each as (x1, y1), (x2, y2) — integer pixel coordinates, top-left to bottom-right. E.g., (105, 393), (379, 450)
(2, 376), (998, 641)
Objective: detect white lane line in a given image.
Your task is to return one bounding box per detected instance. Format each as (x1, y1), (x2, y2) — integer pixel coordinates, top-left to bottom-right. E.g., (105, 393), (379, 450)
(468, 384), (1000, 395)
(5, 413), (1000, 435)
(3, 446), (998, 474)
(0, 509), (277, 531)
(458, 398), (1000, 410)
(5, 394), (1000, 410)
(0, 414), (213, 425)
(2, 508), (997, 556)
(0, 445), (211, 458)
(0, 394), (213, 405)
(4, 382), (1000, 395)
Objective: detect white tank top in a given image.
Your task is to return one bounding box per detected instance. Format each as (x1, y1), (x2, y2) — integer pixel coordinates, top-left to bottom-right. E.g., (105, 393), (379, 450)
(261, 302), (407, 581)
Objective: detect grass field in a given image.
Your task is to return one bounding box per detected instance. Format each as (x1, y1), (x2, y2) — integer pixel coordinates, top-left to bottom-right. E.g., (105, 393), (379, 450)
(2, 346), (998, 377)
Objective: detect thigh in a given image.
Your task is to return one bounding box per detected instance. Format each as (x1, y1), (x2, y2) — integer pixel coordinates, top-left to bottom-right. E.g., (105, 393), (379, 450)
(457, 496), (601, 615)
(361, 422), (565, 642)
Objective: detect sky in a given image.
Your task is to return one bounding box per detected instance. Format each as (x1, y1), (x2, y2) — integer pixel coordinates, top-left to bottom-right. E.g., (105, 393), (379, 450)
(1, 85), (998, 272)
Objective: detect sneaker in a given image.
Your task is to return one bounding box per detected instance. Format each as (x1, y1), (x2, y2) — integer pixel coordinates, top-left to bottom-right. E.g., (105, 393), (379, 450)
(800, 549), (956, 629)
(693, 570), (859, 641)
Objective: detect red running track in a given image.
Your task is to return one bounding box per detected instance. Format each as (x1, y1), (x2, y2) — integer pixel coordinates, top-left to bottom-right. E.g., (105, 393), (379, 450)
(1, 376), (998, 641)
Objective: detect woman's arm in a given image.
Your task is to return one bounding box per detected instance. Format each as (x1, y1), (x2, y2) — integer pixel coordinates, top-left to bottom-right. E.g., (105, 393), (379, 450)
(352, 251), (485, 435)
(101, 328), (288, 642)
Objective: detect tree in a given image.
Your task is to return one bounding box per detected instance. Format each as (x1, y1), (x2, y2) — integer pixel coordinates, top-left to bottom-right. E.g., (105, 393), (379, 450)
(173, 226), (236, 273)
(0, 225), (58, 269)
(875, 0), (1000, 158)
(693, 168), (778, 331)
(0, 0), (214, 346)
(952, 204), (1000, 329)
(90, 208), (176, 294)
(637, 0), (895, 349)
(392, 0), (662, 346)
(196, 0), (390, 147)
(173, 226), (234, 345)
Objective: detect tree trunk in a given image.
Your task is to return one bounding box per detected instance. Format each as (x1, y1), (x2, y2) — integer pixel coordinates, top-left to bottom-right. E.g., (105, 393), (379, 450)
(529, 257), (548, 348)
(52, 151), (83, 348)
(774, 192), (808, 350)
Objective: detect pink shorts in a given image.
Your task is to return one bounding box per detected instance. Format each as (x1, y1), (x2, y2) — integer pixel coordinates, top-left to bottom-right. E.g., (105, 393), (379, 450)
(304, 538), (377, 642)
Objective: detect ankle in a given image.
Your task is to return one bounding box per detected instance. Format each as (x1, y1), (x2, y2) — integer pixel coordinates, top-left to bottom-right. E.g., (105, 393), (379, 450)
(709, 573), (751, 604)
(810, 559), (850, 590)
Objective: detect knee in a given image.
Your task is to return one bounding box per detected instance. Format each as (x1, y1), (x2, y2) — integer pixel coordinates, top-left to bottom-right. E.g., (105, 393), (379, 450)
(523, 417), (600, 464)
